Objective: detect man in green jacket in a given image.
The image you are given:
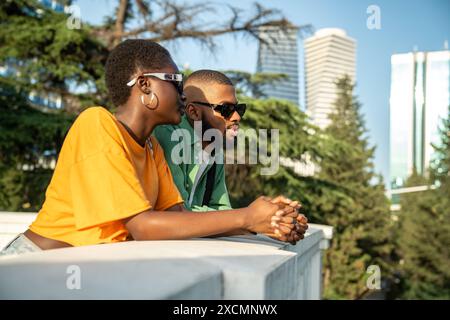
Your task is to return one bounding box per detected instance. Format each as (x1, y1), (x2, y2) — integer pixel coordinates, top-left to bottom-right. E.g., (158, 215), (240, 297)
(154, 70), (239, 211)
(154, 70), (307, 243)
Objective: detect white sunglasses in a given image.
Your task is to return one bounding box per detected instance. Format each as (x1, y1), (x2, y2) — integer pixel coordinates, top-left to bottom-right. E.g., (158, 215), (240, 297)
(127, 73), (183, 92)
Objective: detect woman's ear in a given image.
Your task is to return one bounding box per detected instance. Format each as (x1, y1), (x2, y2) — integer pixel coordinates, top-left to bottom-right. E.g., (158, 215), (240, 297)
(185, 103), (201, 121)
(137, 76), (152, 94)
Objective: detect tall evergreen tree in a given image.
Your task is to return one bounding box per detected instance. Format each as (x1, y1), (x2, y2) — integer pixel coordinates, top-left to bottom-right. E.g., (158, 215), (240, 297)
(316, 76), (394, 299)
(431, 105), (450, 197)
(225, 96), (350, 212)
(398, 106), (450, 299)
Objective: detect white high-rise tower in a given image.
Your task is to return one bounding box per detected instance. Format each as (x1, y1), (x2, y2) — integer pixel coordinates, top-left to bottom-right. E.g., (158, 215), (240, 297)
(304, 28), (357, 128)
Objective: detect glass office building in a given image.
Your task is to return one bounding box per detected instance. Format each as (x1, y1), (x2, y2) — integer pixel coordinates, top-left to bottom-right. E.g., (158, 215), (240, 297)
(390, 50), (450, 189)
(39, 0), (66, 12)
(256, 26), (300, 105)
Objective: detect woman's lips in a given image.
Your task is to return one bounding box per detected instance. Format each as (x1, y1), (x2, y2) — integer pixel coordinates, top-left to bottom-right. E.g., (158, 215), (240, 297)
(177, 104), (185, 115)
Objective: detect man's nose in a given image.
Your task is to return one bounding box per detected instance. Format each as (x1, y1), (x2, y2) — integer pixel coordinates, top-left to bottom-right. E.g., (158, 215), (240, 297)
(229, 110), (241, 122)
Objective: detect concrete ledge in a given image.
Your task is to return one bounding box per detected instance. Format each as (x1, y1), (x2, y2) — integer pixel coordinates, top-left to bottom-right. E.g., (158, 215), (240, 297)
(0, 241), (224, 299)
(0, 212), (332, 299)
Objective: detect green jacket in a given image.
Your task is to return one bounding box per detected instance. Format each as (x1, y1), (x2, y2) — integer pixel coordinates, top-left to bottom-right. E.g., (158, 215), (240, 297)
(153, 115), (232, 211)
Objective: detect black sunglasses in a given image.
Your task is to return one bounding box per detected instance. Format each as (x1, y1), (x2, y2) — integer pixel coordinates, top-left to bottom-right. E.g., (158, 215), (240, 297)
(191, 101), (246, 119)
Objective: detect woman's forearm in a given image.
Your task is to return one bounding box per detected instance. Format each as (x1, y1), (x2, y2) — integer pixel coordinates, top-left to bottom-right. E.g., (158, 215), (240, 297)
(124, 208), (249, 240)
(208, 229), (255, 238)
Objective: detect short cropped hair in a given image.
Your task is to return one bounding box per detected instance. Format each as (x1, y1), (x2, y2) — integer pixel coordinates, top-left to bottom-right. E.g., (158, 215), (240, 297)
(185, 69), (233, 87)
(105, 39), (173, 106)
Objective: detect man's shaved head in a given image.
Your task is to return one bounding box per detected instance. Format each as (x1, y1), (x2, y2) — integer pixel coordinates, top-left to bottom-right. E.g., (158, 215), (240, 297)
(183, 69), (240, 138)
(184, 69), (235, 104)
(185, 69), (233, 87)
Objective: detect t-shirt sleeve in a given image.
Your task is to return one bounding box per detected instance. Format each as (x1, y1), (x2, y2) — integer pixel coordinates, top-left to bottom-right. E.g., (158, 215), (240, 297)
(68, 108), (152, 230)
(70, 151), (152, 230)
(152, 137), (184, 211)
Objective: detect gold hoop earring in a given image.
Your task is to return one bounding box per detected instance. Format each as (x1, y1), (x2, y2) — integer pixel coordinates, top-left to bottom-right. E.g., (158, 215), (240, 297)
(141, 92), (158, 110)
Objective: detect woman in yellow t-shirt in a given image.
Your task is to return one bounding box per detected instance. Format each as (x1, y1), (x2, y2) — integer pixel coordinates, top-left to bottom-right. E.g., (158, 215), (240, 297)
(1, 40), (306, 255)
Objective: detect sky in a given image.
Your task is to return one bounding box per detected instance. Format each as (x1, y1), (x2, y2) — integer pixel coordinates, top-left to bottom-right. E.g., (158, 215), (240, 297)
(75, 0), (450, 184)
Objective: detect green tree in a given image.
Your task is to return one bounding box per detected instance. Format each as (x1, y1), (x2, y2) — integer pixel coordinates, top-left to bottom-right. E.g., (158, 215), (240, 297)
(223, 70), (288, 99)
(225, 96), (349, 211)
(431, 105), (450, 197)
(0, 0), (109, 112)
(398, 106), (450, 299)
(222, 76), (396, 299)
(316, 76), (394, 299)
(0, 77), (74, 211)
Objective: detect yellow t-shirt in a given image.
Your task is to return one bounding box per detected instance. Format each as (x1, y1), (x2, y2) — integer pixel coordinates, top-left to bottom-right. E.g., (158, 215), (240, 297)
(29, 107), (183, 246)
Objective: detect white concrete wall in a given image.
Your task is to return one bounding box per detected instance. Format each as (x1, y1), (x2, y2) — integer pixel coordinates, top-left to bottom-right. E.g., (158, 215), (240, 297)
(0, 211), (332, 299)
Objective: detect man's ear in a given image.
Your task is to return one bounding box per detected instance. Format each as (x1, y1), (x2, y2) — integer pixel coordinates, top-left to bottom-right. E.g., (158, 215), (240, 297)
(185, 103), (202, 121)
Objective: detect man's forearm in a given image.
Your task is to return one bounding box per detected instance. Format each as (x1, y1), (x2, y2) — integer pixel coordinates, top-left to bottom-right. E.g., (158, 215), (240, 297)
(124, 208), (250, 240)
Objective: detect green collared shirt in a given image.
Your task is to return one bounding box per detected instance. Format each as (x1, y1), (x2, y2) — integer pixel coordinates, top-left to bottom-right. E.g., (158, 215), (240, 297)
(153, 115), (232, 211)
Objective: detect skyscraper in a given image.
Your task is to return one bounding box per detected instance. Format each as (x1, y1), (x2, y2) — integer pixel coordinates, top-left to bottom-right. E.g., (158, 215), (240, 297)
(390, 50), (450, 189)
(256, 26), (299, 105)
(304, 28), (356, 128)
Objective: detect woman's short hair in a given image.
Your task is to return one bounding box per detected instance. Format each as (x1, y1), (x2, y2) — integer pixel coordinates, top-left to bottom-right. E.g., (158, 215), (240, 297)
(105, 39), (173, 106)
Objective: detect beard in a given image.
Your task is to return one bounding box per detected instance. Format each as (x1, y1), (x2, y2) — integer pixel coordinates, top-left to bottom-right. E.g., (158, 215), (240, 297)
(201, 116), (215, 136)
(201, 117), (226, 159)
